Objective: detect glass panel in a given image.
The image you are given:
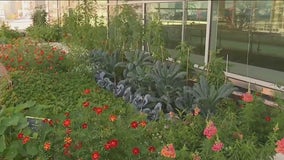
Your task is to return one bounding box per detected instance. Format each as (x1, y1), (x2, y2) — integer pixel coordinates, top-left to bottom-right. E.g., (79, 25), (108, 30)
(185, 1), (208, 65)
(215, 0), (284, 84)
(145, 1), (208, 65)
(146, 2), (183, 58)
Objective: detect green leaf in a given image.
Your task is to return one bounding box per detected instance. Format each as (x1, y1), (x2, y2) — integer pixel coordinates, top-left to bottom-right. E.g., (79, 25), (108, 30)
(5, 141), (20, 159)
(0, 121), (7, 135)
(0, 135), (6, 152)
(6, 114), (21, 126)
(15, 116), (28, 130)
(26, 142), (38, 156)
(14, 101), (35, 113)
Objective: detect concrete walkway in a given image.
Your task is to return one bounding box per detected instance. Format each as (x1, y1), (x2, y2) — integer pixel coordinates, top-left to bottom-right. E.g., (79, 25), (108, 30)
(275, 153), (284, 160)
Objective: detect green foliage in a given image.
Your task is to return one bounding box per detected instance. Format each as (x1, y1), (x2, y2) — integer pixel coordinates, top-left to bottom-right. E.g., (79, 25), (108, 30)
(108, 5), (143, 52)
(75, 0), (98, 25)
(1, 71), (93, 114)
(0, 23), (23, 44)
(239, 96), (284, 144)
(0, 102), (39, 159)
(26, 24), (62, 42)
(90, 50), (123, 83)
(205, 49), (226, 88)
(176, 42), (195, 82)
(192, 76), (237, 116)
(174, 86), (194, 113)
(144, 13), (166, 60)
(117, 51), (154, 93)
(32, 9), (47, 26)
(62, 8), (107, 50)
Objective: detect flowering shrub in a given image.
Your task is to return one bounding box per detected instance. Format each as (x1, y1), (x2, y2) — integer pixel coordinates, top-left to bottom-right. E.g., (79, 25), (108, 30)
(0, 38), (70, 73)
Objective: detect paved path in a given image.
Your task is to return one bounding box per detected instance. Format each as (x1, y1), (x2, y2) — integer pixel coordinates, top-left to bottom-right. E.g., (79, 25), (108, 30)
(275, 153), (284, 160)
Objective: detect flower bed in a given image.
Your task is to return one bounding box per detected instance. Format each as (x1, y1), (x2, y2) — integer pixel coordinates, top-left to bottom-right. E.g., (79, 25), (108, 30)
(0, 38), (284, 159)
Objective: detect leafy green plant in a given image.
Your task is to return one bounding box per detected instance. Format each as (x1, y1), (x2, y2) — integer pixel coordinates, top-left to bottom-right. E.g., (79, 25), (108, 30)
(149, 61), (187, 112)
(117, 51), (154, 94)
(0, 23), (23, 44)
(108, 5), (143, 52)
(62, 8), (107, 50)
(176, 42), (196, 83)
(32, 9), (47, 26)
(192, 75), (236, 116)
(0, 102), (39, 159)
(205, 49), (226, 88)
(174, 86), (194, 113)
(75, 0), (98, 25)
(90, 50), (123, 83)
(26, 24), (62, 42)
(144, 13), (166, 60)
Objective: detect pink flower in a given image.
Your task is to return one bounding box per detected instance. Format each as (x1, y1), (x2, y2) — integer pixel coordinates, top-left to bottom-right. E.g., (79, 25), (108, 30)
(212, 141), (224, 152)
(275, 138), (284, 154)
(242, 92), (254, 103)
(203, 121), (217, 139)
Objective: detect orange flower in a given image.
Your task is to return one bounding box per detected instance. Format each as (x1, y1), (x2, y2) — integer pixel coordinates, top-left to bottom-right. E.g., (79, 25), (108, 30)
(64, 137), (72, 144)
(161, 144), (176, 158)
(44, 142), (51, 151)
(193, 106), (201, 116)
(109, 115), (117, 122)
(140, 120), (147, 127)
(22, 136), (30, 144)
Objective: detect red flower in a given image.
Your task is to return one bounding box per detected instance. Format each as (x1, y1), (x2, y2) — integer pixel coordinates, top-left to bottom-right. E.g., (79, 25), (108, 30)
(92, 151), (100, 160)
(48, 119), (54, 126)
(140, 120), (147, 127)
(64, 143), (71, 149)
(109, 139), (119, 148)
(17, 57), (23, 63)
(22, 136), (30, 144)
(82, 123), (88, 129)
(132, 147), (140, 155)
(83, 101), (90, 108)
(84, 89), (91, 95)
(148, 146), (156, 152)
(17, 133), (24, 139)
(104, 143), (111, 150)
(63, 119), (71, 127)
(40, 50), (45, 55)
(93, 107), (103, 115)
(59, 56), (64, 61)
(265, 116), (271, 122)
(42, 118), (49, 123)
(131, 121), (139, 129)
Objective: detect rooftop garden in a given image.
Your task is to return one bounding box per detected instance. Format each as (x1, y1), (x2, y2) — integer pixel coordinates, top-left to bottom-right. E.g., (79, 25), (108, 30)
(1, 1), (284, 160)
